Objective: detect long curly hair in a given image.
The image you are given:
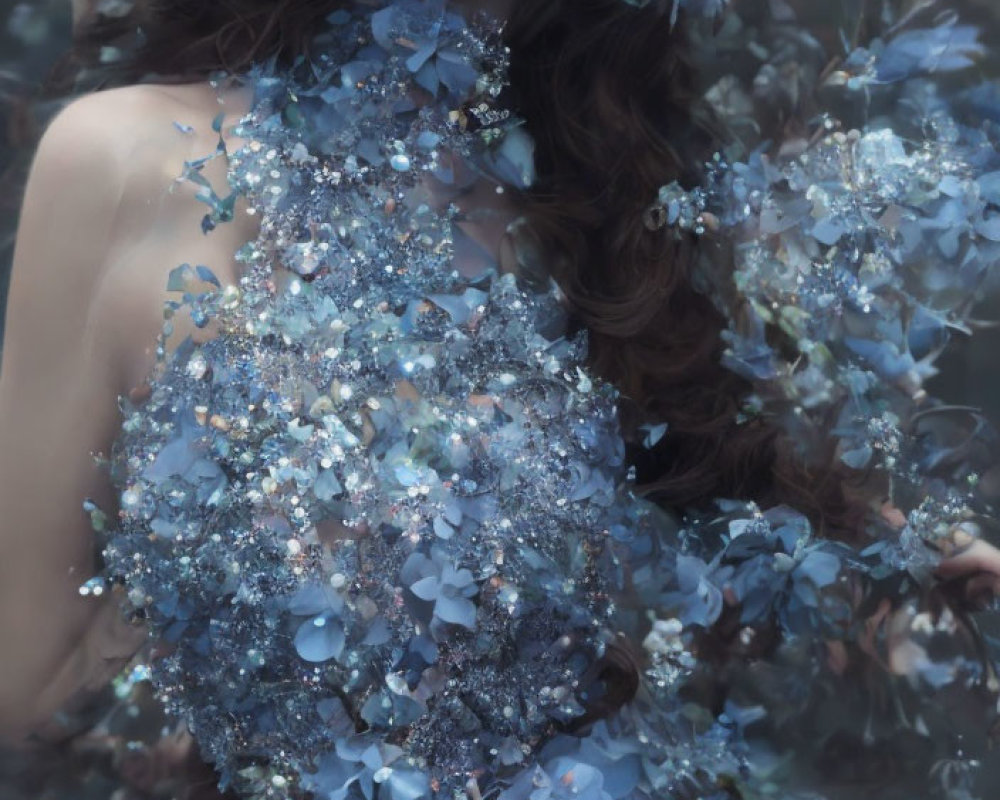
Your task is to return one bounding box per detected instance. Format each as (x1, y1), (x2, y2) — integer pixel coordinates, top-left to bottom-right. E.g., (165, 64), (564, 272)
(507, 1), (809, 508)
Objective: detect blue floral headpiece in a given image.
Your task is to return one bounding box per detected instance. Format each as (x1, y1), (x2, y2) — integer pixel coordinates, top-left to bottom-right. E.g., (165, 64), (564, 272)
(645, 9), (995, 537)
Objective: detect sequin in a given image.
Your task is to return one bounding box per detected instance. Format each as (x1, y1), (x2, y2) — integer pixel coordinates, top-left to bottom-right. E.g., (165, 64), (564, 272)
(91, 1), (1000, 798)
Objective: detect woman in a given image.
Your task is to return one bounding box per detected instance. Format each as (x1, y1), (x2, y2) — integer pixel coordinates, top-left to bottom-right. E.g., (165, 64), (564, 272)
(2, 0), (1000, 797)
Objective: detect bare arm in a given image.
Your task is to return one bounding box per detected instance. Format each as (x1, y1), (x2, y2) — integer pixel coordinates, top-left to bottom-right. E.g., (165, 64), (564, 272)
(0, 95), (148, 742)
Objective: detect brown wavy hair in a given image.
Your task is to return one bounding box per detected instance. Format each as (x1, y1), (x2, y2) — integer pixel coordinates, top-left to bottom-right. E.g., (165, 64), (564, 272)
(504, 0), (873, 539)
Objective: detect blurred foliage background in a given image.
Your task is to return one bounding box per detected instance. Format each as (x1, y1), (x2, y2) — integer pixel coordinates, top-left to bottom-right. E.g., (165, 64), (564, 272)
(0, 0), (72, 350)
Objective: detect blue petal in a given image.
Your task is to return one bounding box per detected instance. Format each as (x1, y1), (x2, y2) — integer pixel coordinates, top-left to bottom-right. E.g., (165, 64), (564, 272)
(432, 515), (455, 539)
(314, 469), (344, 501)
(295, 615), (346, 662)
(385, 768), (431, 800)
(288, 583), (342, 616)
(410, 576), (440, 601)
(796, 550), (841, 587)
(434, 592), (477, 628)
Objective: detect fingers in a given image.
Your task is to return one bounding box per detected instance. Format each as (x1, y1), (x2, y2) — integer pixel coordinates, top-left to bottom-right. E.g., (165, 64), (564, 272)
(936, 522), (980, 559)
(936, 540), (1000, 579)
(880, 501), (907, 530)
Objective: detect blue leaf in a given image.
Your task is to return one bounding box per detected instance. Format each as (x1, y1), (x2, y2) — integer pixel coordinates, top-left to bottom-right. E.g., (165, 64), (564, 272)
(384, 767), (431, 800)
(426, 293), (472, 324)
(362, 617), (391, 646)
(675, 554), (708, 594)
(811, 217), (846, 246)
(315, 469), (344, 501)
(840, 443), (873, 469)
(317, 697), (355, 737)
(435, 50), (479, 95)
(877, 25), (983, 82)
(432, 515), (455, 539)
(195, 264), (221, 287)
(980, 171), (1000, 203)
(415, 62), (440, 94)
(440, 564), (474, 590)
(144, 435), (198, 480)
(288, 583), (342, 616)
(406, 43), (437, 73)
(370, 7), (396, 50)
(843, 336), (915, 379)
(640, 422), (669, 448)
(546, 758), (611, 800)
(975, 214), (1000, 241)
(167, 263), (195, 292)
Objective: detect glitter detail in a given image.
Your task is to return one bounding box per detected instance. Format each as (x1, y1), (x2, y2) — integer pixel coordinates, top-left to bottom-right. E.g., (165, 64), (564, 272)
(89, 1), (1000, 798)
(97, 2), (747, 798)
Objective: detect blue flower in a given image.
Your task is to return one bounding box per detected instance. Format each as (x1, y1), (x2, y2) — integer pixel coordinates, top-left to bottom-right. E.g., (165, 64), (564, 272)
(499, 759), (612, 800)
(400, 548), (478, 631)
(370, 0), (478, 98)
(876, 24), (983, 82)
(288, 583), (347, 663)
(304, 738), (430, 800)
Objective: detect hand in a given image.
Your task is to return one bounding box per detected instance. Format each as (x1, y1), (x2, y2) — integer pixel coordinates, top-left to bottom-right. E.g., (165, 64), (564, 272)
(880, 502), (1000, 601)
(935, 525), (1000, 607)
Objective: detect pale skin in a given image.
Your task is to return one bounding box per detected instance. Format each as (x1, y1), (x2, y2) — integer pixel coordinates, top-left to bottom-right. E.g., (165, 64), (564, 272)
(0, 80), (257, 741)
(2, 0), (999, 747)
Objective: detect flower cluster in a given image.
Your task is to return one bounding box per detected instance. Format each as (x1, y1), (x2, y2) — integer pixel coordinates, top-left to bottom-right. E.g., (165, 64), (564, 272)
(98, 2), (755, 799)
(657, 3), (1000, 547)
(646, 1), (1000, 793)
(92, 1), (1000, 799)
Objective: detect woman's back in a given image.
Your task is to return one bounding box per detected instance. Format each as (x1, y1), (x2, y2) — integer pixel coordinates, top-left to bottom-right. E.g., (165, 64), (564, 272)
(0, 79), (253, 738)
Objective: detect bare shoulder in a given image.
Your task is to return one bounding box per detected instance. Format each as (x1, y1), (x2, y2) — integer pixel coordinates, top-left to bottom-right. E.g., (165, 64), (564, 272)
(0, 88), (168, 739)
(43, 81), (239, 139)
(25, 85), (197, 248)
(37, 82), (249, 192)
(37, 84), (179, 171)
(2, 91), (138, 378)
(0, 82), (254, 736)
(82, 82), (257, 394)
(11, 85), (198, 317)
